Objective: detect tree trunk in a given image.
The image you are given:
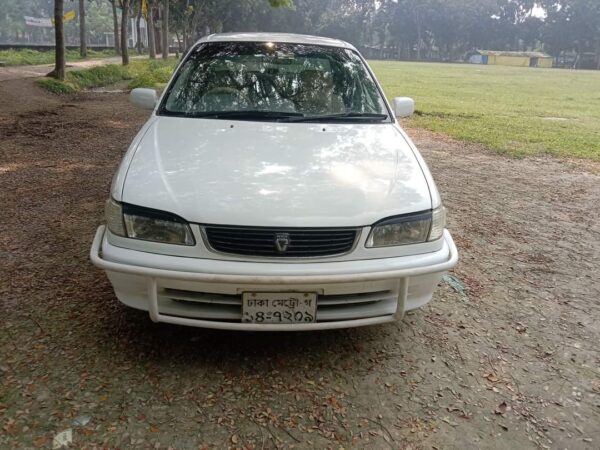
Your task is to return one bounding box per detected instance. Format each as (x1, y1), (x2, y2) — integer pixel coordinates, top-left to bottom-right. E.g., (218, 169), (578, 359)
(79, 0), (87, 58)
(175, 31), (182, 53)
(111, 0), (121, 55)
(52, 0), (66, 80)
(121, 0), (130, 65)
(136, 2), (142, 54)
(155, 20), (162, 55)
(161, 0), (169, 59)
(415, 9), (421, 61)
(147, 6), (156, 59)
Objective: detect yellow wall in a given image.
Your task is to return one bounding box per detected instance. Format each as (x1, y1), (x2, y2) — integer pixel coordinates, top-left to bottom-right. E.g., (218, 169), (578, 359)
(486, 55), (553, 68)
(489, 55), (530, 67)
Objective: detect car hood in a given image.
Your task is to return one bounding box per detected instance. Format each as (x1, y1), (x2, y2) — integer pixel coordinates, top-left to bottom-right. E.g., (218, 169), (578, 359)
(122, 117), (431, 227)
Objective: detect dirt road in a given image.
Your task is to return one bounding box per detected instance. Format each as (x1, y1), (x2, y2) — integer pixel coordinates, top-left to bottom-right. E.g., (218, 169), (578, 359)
(1, 79), (599, 449)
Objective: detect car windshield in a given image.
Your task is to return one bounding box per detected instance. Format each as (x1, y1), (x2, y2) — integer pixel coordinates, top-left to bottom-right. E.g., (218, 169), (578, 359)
(159, 41), (389, 122)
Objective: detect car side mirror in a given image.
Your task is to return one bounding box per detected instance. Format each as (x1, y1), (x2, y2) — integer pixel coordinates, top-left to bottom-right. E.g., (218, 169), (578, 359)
(130, 88), (158, 110)
(392, 97), (415, 118)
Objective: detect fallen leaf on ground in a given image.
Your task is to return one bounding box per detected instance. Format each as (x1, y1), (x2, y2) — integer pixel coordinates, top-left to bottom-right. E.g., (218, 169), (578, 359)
(441, 416), (458, 427)
(494, 401), (511, 415)
(33, 436), (50, 448)
(72, 415), (91, 427)
(52, 429), (72, 449)
(483, 372), (499, 382)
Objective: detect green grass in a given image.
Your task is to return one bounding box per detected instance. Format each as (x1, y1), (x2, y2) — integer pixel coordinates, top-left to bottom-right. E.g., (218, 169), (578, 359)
(370, 61), (600, 160)
(0, 48), (115, 66)
(35, 58), (177, 94)
(67, 64), (130, 88)
(35, 78), (76, 94)
(126, 59), (177, 89)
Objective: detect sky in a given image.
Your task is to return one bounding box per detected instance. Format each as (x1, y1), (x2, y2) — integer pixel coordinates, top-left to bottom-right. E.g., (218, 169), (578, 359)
(532, 4), (547, 18)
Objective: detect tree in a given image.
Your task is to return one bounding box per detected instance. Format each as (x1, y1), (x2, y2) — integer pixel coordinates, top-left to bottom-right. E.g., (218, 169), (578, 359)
(541, 0), (600, 67)
(108, 0), (121, 55)
(167, 0), (293, 54)
(2, 0), (599, 68)
(162, 0), (169, 59)
(51, 0), (66, 80)
(147, 0), (157, 58)
(136, 0), (143, 54)
(79, 0), (87, 57)
(121, 0), (130, 65)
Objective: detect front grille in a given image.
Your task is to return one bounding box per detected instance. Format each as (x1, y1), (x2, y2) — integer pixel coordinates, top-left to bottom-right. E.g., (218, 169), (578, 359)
(204, 226), (359, 257)
(160, 288), (397, 321)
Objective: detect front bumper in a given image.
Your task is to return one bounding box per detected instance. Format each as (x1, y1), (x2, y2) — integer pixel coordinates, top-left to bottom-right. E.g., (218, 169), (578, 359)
(90, 225), (458, 331)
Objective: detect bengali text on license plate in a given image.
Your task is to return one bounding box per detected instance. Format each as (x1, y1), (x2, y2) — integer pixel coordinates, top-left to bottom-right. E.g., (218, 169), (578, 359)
(242, 292), (317, 324)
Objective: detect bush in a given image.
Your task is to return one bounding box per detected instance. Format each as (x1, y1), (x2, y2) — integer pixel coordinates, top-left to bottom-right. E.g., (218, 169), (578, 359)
(66, 65), (130, 88)
(127, 59), (176, 89)
(0, 49), (53, 65)
(35, 78), (76, 94)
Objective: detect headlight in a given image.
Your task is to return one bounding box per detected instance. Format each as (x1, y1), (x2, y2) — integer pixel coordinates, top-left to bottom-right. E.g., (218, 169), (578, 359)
(105, 199), (195, 246)
(429, 206), (446, 241)
(105, 198), (126, 236)
(366, 207), (446, 247)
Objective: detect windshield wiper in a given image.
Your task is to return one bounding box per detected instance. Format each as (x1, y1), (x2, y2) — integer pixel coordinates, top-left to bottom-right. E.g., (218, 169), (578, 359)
(161, 110), (389, 122)
(283, 112), (389, 123)
(177, 110), (305, 120)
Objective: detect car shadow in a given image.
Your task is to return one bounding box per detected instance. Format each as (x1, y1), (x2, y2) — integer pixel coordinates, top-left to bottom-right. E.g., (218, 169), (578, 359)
(95, 302), (409, 374)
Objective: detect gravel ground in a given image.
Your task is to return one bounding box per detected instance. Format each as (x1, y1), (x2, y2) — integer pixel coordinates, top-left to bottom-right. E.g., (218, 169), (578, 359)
(1, 79), (599, 450)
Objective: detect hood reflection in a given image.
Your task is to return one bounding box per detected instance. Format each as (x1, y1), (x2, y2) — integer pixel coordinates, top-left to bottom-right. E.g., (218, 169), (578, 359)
(123, 118), (431, 227)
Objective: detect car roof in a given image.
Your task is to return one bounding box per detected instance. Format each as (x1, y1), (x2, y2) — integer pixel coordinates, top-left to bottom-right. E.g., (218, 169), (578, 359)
(197, 32), (357, 50)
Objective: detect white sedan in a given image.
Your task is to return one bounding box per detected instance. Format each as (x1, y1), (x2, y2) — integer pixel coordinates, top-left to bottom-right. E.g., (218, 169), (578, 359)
(90, 32), (458, 330)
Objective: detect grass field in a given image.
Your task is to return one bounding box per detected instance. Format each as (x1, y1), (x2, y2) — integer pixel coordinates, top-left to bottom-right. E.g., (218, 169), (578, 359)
(371, 61), (600, 160)
(0, 48), (116, 66)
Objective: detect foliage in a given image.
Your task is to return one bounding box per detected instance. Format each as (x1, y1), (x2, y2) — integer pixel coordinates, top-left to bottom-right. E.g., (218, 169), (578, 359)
(168, 0), (294, 50)
(66, 63), (130, 87)
(2, 0), (600, 65)
(0, 48), (114, 66)
(83, 0), (117, 44)
(162, 0), (600, 65)
(371, 60), (600, 160)
(0, 0), (53, 42)
(540, 0), (600, 57)
(35, 77), (76, 93)
(126, 58), (177, 88)
(0, 0), (118, 46)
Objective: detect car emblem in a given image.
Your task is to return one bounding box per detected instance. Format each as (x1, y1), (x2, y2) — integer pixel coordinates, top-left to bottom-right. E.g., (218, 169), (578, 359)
(274, 232), (291, 253)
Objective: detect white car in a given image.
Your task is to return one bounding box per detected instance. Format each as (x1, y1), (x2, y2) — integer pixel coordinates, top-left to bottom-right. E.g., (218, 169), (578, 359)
(90, 32), (457, 331)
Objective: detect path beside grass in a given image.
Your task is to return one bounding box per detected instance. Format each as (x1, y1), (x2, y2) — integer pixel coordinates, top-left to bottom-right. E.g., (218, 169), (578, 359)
(371, 61), (600, 160)
(34, 58), (177, 94)
(0, 55), (152, 82)
(0, 48), (116, 66)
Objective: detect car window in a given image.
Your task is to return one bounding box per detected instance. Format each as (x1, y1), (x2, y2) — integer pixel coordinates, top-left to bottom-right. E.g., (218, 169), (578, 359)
(160, 42), (388, 120)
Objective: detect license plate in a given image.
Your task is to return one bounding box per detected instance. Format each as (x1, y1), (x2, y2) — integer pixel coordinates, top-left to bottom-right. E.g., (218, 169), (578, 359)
(242, 292), (317, 324)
